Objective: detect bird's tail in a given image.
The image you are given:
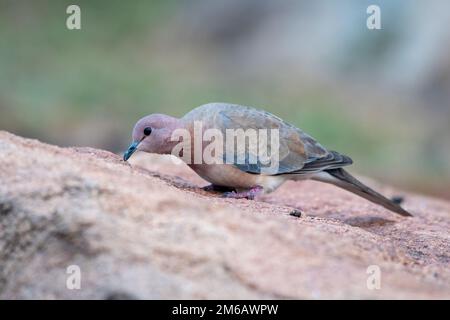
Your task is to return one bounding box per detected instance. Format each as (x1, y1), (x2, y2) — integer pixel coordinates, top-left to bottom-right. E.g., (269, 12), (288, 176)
(313, 168), (412, 217)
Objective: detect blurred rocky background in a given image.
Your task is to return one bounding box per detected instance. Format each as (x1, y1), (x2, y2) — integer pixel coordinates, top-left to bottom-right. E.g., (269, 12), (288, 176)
(1, 0), (449, 198)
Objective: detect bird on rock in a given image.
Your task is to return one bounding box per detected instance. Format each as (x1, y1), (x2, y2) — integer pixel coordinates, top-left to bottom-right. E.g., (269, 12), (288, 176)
(124, 103), (412, 217)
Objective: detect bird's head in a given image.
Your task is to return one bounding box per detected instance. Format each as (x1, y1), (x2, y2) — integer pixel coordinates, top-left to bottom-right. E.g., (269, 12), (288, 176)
(123, 114), (182, 161)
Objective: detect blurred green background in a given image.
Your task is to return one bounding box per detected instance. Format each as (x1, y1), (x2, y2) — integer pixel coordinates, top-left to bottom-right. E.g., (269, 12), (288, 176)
(1, 0), (449, 198)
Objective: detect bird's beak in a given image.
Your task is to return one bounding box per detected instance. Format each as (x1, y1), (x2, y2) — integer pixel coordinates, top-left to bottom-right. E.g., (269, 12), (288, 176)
(123, 141), (140, 161)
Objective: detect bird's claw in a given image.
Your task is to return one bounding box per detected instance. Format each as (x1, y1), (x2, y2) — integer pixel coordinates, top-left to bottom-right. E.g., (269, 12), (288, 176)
(222, 186), (263, 200)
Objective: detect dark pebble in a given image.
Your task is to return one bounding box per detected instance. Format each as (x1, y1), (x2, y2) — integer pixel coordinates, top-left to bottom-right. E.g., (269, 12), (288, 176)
(289, 209), (302, 218)
(391, 196), (404, 205)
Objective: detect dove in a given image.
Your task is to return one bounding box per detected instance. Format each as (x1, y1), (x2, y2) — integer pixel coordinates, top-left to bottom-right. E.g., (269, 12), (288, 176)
(124, 103), (412, 217)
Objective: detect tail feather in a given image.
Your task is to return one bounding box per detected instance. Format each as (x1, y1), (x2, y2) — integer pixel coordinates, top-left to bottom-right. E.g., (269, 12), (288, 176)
(314, 168), (412, 217)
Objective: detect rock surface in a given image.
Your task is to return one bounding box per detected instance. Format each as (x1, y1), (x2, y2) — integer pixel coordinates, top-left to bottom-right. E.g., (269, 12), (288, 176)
(0, 131), (449, 299)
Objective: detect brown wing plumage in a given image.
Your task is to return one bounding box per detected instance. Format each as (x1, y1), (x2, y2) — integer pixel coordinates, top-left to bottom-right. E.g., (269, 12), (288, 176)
(182, 103), (352, 175)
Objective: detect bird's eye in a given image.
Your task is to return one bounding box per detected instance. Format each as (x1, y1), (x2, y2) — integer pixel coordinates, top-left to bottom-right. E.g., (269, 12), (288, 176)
(143, 127), (152, 136)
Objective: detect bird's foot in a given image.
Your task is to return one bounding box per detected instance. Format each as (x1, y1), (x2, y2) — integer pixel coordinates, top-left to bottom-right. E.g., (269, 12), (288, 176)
(222, 186), (264, 200)
(202, 184), (236, 192)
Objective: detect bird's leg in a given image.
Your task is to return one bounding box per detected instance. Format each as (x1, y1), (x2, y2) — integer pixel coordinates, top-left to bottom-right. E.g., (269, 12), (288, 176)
(222, 186), (264, 200)
(202, 184), (236, 192)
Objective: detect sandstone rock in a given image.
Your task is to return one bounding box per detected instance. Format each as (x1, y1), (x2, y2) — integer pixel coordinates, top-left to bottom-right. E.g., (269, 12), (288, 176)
(0, 131), (448, 299)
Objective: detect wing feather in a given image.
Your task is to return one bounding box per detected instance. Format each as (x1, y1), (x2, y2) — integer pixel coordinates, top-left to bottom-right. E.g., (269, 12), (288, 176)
(183, 103), (352, 175)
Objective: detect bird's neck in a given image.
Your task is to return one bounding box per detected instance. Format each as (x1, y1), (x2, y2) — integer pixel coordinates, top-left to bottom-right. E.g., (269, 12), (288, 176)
(159, 117), (186, 155)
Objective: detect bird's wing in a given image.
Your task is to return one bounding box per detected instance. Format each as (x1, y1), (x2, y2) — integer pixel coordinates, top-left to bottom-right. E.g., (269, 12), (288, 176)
(210, 104), (351, 175)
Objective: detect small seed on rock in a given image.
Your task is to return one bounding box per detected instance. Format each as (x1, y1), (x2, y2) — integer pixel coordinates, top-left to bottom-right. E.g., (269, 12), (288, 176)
(0, 201), (13, 216)
(289, 209), (302, 218)
(391, 196), (404, 205)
